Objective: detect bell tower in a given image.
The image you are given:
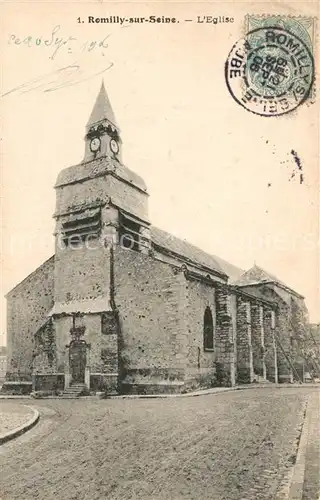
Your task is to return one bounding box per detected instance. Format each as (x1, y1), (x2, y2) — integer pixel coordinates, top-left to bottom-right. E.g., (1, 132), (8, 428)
(83, 81), (123, 163)
(51, 81), (150, 391)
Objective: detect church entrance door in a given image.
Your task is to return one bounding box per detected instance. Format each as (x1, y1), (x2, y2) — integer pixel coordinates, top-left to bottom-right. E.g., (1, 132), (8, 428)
(69, 340), (87, 383)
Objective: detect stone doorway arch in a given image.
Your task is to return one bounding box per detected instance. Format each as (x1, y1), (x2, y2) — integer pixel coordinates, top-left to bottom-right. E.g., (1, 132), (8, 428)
(65, 319), (91, 388)
(68, 338), (88, 383)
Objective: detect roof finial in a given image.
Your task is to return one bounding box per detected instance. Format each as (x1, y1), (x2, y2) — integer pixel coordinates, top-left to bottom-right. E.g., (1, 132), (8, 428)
(87, 80), (118, 128)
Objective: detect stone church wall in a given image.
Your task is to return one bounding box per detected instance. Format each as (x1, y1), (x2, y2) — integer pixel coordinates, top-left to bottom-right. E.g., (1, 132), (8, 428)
(260, 285), (295, 382)
(114, 246), (187, 394)
(5, 257), (54, 384)
(55, 173), (148, 223)
(236, 297), (253, 383)
(32, 317), (65, 392)
(263, 308), (278, 382)
(54, 244), (110, 305)
(85, 313), (118, 393)
(183, 280), (217, 389)
(275, 302), (294, 382)
(183, 282), (236, 390)
(214, 289), (235, 386)
(251, 304), (264, 377)
(235, 298), (278, 384)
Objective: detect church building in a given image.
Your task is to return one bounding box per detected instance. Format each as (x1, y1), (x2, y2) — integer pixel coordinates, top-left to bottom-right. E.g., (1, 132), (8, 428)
(3, 83), (317, 395)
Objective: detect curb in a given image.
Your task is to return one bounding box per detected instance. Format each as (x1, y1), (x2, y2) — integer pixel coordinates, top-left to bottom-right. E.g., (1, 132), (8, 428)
(0, 405), (40, 445)
(0, 383), (318, 401)
(108, 383), (320, 400)
(286, 392), (319, 500)
(281, 394), (312, 500)
(0, 396), (30, 400)
(109, 386), (235, 399)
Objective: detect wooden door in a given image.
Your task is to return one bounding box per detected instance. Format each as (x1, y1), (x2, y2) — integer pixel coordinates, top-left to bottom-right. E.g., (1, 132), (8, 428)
(69, 341), (87, 383)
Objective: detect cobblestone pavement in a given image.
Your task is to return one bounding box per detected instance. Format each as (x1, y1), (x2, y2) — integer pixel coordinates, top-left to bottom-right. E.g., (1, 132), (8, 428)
(0, 403), (34, 434)
(0, 388), (317, 500)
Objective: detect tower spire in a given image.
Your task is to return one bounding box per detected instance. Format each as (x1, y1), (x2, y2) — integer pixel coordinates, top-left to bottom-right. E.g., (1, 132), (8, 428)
(87, 80), (118, 128)
(84, 81), (121, 162)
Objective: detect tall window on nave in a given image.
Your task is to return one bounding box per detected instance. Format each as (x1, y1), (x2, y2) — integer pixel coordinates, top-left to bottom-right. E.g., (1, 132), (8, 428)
(203, 306), (214, 351)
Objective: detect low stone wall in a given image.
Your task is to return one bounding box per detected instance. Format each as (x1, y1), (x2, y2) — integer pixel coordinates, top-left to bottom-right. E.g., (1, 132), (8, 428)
(90, 374), (118, 394)
(0, 381), (32, 395)
(33, 374), (65, 392)
(120, 382), (184, 395)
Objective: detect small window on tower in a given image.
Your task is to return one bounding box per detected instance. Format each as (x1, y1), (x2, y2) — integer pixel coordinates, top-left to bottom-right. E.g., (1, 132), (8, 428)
(101, 312), (118, 335)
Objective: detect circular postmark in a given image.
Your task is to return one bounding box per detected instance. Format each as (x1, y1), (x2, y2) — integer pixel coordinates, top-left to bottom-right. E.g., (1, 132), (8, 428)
(225, 27), (314, 116)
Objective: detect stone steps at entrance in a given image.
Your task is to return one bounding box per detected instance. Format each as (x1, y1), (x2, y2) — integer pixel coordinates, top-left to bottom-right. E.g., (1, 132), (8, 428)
(60, 383), (86, 399)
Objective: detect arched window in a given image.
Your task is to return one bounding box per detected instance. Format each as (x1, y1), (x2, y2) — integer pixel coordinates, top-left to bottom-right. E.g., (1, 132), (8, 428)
(203, 306), (214, 350)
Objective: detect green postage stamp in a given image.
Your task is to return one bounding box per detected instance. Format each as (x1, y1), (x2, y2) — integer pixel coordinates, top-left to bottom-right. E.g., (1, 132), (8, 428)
(225, 15), (316, 116)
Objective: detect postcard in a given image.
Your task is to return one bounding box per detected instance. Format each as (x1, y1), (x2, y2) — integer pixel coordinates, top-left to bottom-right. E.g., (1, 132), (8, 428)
(1, 2), (319, 500)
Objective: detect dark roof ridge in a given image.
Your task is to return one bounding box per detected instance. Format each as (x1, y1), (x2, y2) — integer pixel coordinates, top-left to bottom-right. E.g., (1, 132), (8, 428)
(151, 226), (245, 281)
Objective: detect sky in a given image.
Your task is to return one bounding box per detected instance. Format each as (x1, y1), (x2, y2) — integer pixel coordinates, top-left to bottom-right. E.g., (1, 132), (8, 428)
(1, 1), (319, 343)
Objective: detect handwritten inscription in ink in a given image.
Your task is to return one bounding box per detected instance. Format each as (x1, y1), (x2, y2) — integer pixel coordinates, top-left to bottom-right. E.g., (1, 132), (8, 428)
(8, 25), (111, 60)
(1, 62), (114, 97)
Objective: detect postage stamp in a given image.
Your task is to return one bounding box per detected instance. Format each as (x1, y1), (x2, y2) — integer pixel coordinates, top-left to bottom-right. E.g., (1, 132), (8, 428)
(244, 15), (316, 55)
(225, 16), (316, 117)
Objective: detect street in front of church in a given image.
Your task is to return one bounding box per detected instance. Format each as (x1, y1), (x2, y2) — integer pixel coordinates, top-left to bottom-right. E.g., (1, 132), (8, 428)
(0, 386), (319, 500)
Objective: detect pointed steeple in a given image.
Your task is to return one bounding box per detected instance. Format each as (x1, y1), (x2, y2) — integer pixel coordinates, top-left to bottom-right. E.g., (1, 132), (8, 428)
(87, 81), (118, 128)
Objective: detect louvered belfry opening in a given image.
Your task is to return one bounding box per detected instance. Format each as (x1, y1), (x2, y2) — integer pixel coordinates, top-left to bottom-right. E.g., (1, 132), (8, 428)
(61, 207), (101, 246)
(119, 212), (140, 251)
(119, 211), (150, 252)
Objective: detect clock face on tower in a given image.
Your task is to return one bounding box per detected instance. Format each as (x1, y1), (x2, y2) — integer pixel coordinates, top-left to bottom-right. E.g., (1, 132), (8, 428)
(110, 138), (119, 155)
(90, 137), (101, 152)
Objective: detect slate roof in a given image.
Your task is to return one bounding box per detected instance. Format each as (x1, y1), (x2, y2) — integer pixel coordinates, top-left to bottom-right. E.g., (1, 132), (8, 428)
(233, 264), (302, 298)
(151, 227), (245, 281)
(87, 81), (118, 128)
(233, 264), (287, 287)
(215, 257), (246, 282)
